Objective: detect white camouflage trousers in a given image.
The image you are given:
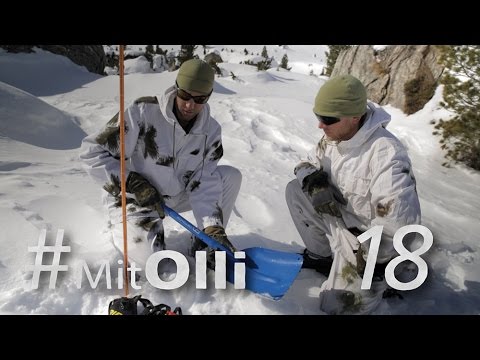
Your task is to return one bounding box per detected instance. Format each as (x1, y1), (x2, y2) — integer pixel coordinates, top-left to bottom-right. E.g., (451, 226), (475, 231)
(285, 179), (388, 315)
(107, 165), (242, 269)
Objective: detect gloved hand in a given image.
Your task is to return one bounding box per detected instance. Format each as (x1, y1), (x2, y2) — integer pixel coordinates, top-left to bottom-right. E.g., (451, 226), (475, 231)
(126, 171), (165, 219)
(302, 170), (346, 218)
(203, 225), (237, 253)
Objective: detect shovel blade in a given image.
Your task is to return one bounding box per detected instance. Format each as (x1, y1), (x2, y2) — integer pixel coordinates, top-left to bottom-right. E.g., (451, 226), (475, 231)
(163, 205), (303, 300)
(227, 247), (303, 300)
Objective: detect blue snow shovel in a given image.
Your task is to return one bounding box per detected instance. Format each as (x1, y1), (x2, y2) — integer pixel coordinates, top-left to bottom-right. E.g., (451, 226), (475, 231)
(163, 205), (303, 300)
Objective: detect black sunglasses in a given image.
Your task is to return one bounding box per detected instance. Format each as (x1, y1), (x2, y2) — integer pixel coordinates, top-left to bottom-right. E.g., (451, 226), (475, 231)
(176, 87), (211, 104)
(315, 113), (341, 125)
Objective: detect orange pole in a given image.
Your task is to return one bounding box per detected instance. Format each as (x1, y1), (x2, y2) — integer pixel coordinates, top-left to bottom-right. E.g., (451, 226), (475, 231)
(119, 45), (129, 297)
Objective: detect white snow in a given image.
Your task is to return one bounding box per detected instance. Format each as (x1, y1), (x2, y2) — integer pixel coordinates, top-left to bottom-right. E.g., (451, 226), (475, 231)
(124, 56), (153, 74)
(0, 45), (479, 315)
(373, 45), (389, 51)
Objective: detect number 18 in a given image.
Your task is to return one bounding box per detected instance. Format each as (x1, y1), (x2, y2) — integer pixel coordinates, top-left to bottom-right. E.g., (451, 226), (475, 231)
(357, 225), (433, 291)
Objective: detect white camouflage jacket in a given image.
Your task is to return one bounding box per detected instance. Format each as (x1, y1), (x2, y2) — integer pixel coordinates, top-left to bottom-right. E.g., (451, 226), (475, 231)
(80, 86), (225, 229)
(295, 102), (421, 261)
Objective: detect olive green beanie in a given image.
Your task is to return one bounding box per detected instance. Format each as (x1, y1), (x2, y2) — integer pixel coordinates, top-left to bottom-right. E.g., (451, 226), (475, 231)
(313, 75), (367, 117)
(176, 59), (215, 95)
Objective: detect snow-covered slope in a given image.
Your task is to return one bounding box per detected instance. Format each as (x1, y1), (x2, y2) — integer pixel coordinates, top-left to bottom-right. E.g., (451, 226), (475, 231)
(0, 81), (86, 149)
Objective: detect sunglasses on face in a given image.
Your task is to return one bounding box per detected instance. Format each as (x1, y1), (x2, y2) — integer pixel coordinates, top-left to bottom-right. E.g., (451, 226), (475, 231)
(315, 113), (341, 125)
(176, 87), (211, 104)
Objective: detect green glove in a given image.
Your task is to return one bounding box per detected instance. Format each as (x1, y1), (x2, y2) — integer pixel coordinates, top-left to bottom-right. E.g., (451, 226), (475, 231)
(203, 225), (237, 253)
(126, 171), (165, 219)
(303, 170), (346, 218)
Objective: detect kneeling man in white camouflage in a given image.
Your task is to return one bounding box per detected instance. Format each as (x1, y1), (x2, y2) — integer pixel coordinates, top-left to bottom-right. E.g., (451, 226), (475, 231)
(285, 75), (421, 314)
(81, 59), (242, 270)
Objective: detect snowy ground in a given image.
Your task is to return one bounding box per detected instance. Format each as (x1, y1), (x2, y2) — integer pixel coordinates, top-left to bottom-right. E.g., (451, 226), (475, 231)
(0, 45), (479, 314)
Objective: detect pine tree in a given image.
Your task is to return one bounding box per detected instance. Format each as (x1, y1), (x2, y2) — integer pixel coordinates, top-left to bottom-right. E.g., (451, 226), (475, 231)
(256, 46), (272, 71)
(280, 54), (291, 70)
(155, 47), (167, 56)
(145, 45), (154, 54)
(261, 46), (268, 58)
(177, 45), (197, 67)
(325, 45), (351, 76)
(144, 45), (154, 66)
(434, 45), (480, 170)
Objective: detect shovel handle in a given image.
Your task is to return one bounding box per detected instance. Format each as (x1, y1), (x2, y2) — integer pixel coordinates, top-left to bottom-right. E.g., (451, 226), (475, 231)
(163, 205), (235, 256)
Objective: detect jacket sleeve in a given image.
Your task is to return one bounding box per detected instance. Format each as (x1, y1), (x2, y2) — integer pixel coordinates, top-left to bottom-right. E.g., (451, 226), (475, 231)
(187, 121), (225, 229)
(368, 141), (422, 262)
(79, 104), (141, 197)
(294, 138), (324, 189)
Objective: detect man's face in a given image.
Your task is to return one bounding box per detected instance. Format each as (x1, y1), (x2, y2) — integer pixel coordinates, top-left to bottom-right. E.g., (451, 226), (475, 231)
(317, 116), (362, 141)
(175, 88), (210, 122)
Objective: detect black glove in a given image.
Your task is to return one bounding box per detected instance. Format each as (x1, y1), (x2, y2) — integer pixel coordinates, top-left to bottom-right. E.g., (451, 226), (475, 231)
(126, 171), (165, 219)
(203, 225), (237, 253)
(303, 170), (346, 218)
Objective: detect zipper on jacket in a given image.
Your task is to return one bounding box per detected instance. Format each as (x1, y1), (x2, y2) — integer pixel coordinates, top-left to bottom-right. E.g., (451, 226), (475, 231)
(173, 121), (176, 169)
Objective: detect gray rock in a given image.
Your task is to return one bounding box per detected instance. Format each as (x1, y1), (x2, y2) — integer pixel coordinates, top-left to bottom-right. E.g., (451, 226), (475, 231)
(331, 45), (444, 114)
(1, 45), (106, 75)
(204, 52), (223, 65)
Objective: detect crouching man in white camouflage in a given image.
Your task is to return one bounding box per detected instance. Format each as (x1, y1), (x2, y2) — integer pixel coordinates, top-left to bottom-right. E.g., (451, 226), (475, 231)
(285, 75), (421, 314)
(80, 59), (242, 270)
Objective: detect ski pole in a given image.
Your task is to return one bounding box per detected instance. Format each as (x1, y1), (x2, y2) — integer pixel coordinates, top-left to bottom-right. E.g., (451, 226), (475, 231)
(119, 45), (129, 296)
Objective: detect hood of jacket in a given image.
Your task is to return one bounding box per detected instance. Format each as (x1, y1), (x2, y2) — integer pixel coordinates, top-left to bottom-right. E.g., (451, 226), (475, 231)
(337, 101), (391, 152)
(157, 85), (211, 130)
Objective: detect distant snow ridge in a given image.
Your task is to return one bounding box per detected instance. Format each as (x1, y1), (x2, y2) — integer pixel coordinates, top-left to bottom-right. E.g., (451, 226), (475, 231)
(0, 81), (86, 149)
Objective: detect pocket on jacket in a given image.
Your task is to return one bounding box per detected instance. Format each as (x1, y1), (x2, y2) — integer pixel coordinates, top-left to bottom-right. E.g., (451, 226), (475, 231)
(176, 154), (204, 188)
(152, 164), (183, 197)
(345, 176), (370, 197)
(175, 134), (206, 174)
(342, 176), (371, 219)
(176, 154), (203, 173)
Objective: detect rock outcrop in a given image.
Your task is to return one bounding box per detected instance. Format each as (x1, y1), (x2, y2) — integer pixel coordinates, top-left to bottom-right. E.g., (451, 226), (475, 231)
(331, 45), (444, 114)
(1, 45), (106, 75)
